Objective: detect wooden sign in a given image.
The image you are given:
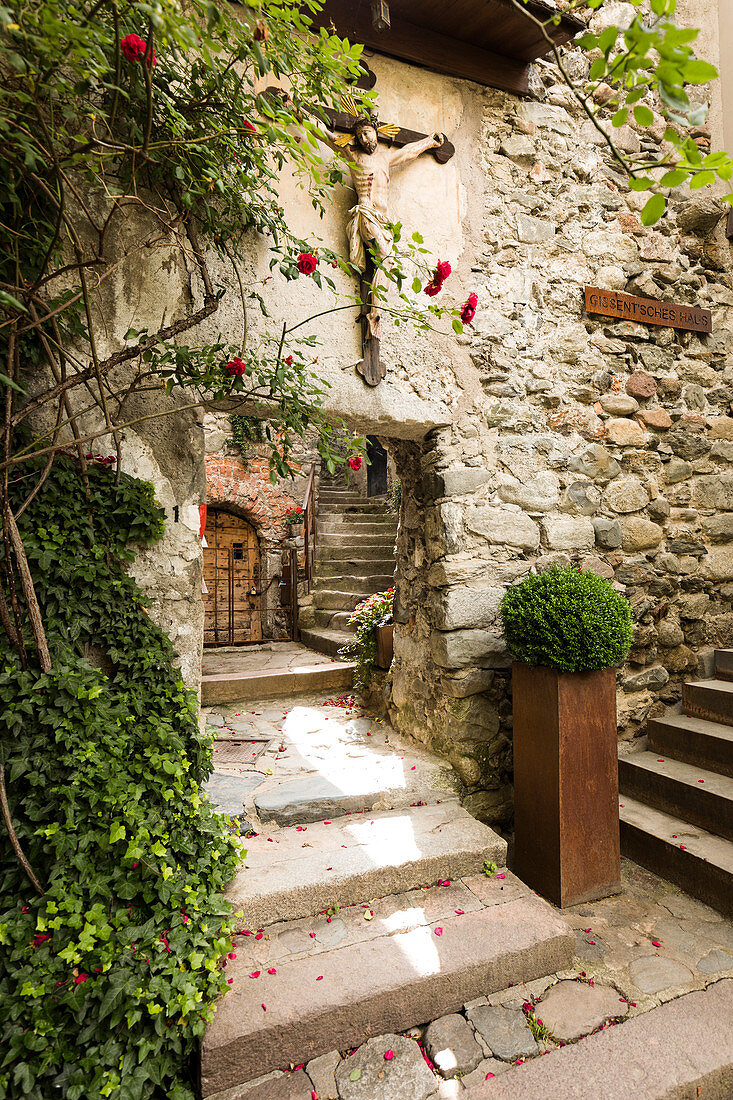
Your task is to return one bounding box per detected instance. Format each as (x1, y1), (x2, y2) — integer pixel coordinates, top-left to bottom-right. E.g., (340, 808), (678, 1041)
(584, 287), (712, 334)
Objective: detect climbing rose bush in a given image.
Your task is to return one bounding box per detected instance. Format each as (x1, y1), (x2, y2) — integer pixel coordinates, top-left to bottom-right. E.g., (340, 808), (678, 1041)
(460, 292), (478, 324)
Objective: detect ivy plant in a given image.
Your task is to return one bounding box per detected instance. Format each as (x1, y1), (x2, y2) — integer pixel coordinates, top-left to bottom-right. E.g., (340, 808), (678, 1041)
(0, 460), (241, 1099)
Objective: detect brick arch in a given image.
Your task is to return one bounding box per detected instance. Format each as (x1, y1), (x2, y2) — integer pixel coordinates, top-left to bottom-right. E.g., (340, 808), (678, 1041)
(205, 453), (302, 537)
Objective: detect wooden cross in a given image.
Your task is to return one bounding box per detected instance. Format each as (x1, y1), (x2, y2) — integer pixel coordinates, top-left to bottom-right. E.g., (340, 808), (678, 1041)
(320, 71), (455, 387)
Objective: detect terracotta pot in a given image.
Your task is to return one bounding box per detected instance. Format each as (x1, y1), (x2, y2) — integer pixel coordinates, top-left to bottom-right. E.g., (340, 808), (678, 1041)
(375, 623), (394, 669)
(512, 662), (621, 908)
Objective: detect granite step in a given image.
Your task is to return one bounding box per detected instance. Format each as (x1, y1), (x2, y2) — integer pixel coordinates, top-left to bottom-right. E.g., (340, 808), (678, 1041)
(226, 801), (506, 927)
(318, 521), (398, 538)
(312, 609), (353, 631)
(618, 750), (733, 841)
(311, 574), (394, 594)
(315, 557), (395, 578)
(461, 980), (733, 1100)
(200, 872), (574, 1095)
(682, 677), (733, 727)
(318, 502), (396, 515)
(619, 795), (733, 918)
(314, 589), (377, 611)
(715, 647), (733, 681)
(299, 626), (353, 658)
(201, 661), (355, 706)
(318, 512), (397, 526)
(316, 544), (397, 561)
(647, 712), (733, 779)
(317, 532), (396, 548)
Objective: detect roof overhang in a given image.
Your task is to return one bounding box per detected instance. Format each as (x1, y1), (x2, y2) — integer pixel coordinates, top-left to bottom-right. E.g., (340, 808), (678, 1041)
(311, 0), (585, 95)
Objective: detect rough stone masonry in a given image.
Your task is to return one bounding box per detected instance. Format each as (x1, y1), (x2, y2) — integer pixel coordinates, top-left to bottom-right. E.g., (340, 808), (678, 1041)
(381, 13), (733, 825)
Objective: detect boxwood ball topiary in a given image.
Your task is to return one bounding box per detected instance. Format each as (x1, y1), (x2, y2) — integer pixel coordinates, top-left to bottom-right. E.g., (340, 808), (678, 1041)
(500, 566), (633, 673)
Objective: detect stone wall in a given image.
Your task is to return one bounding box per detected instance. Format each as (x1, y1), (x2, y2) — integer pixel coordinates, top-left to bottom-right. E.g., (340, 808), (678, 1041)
(385, 27), (733, 823)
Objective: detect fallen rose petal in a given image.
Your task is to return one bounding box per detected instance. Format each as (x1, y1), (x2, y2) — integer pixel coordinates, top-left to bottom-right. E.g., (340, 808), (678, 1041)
(316, 975), (323, 981)
(485, 1073), (495, 1079)
(496, 873), (506, 879)
(455, 909), (464, 915)
(384, 1050), (394, 1061)
(249, 971), (260, 979)
(268, 968), (277, 974)
(651, 941), (661, 948)
(434, 927), (443, 936)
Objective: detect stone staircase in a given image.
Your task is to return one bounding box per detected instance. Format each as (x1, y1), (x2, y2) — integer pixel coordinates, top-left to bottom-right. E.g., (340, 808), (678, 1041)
(200, 808), (574, 1096)
(619, 647), (733, 919)
(299, 482), (398, 658)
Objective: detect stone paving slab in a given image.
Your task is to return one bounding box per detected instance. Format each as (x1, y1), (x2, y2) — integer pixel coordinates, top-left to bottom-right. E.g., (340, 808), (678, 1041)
(200, 894), (574, 1095)
(226, 803), (506, 927)
(534, 980), (627, 1042)
(335, 1035), (435, 1100)
(205, 692), (461, 831)
(462, 980), (733, 1099)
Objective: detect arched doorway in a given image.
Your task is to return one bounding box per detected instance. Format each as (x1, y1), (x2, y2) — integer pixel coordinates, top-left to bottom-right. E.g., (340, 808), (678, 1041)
(203, 510), (263, 645)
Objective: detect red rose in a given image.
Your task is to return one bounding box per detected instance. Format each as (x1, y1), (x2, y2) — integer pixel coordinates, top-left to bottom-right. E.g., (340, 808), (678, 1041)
(284, 355), (293, 366)
(295, 506), (303, 514)
(225, 357), (247, 377)
(424, 259), (452, 297)
(74, 974), (88, 985)
(348, 456), (362, 471)
(120, 33), (156, 66)
(297, 252), (318, 275)
(241, 120), (257, 134)
(460, 292), (478, 324)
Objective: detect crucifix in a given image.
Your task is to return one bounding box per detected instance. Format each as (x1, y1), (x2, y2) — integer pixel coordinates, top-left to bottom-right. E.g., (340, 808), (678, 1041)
(313, 89), (455, 386)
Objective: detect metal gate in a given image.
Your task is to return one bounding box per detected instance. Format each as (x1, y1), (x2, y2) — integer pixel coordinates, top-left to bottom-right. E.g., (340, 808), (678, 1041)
(203, 510), (263, 646)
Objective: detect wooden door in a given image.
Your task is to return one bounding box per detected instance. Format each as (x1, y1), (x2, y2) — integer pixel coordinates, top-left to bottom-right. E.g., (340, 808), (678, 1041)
(203, 511), (263, 646)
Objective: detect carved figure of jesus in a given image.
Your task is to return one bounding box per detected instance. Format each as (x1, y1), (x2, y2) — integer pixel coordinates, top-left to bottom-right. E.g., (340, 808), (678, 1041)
(315, 115), (443, 339)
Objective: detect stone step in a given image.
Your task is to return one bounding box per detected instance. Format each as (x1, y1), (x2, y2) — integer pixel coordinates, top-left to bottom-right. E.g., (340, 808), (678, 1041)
(313, 609), (353, 631)
(201, 661), (355, 706)
(317, 492), (366, 505)
(226, 802), (506, 927)
(313, 589), (373, 611)
(648, 712), (733, 779)
(318, 502), (396, 515)
(200, 872), (574, 1095)
(317, 532), (396, 549)
(299, 626), (353, 658)
(318, 519), (398, 536)
(461, 980), (733, 1100)
(318, 508), (397, 522)
(619, 795), (733, 918)
(618, 751), (733, 842)
(315, 558), (395, 579)
(316, 544), (397, 561)
(312, 573), (395, 594)
(715, 647), (733, 681)
(682, 677), (733, 727)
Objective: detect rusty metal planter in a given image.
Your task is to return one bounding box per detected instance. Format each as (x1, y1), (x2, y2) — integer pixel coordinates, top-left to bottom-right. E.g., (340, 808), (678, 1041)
(375, 624), (394, 670)
(512, 662), (621, 908)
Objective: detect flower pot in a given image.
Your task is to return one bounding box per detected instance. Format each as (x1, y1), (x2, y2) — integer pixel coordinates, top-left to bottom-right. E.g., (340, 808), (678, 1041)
(286, 523), (303, 537)
(375, 623), (394, 670)
(512, 662), (621, 908)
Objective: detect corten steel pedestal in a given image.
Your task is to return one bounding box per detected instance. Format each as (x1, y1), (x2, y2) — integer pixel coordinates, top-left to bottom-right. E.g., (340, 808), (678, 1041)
(512, 662), (621, 908)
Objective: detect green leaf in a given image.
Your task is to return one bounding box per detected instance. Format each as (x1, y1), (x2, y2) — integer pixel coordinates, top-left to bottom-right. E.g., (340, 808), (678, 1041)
(633, 105), (654, 127)
(349, 1069), (362, 1081)
(641, 193), (667, 226)
(682, 59), (718, 84)
(612, 108), (628, 128)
